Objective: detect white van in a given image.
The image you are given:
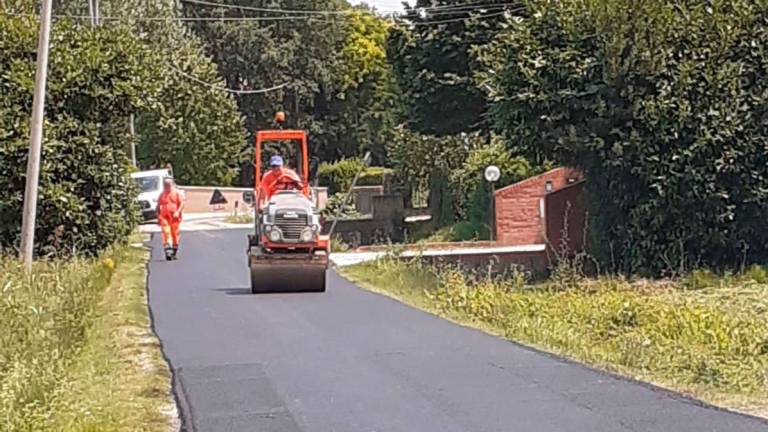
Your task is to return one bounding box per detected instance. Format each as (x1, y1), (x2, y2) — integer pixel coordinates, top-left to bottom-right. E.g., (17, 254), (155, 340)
(131, 169), (171, 221)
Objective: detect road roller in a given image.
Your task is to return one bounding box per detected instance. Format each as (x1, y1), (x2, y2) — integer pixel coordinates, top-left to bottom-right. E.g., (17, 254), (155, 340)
(245, 114), (329, 293)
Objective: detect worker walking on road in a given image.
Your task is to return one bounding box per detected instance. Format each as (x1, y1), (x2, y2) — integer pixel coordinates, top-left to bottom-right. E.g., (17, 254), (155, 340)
(157, 176), (185, 260)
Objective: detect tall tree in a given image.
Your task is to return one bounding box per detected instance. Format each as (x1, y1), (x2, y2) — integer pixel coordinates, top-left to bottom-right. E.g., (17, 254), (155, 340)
(182, 1), (401, 169)
(0, 15), (158, 255)
(479, 0), (768, 274)
(182, 0), (348, 157)
(55, 0), (247, 185)
(387, 0), (519, 135)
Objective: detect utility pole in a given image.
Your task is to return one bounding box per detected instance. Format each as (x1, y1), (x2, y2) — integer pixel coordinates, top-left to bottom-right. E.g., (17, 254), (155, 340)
(88, 0), (94, 26)
(129, 113), (137, 167)
(93, 0), (100, 25)
(20, 0), (54, 270)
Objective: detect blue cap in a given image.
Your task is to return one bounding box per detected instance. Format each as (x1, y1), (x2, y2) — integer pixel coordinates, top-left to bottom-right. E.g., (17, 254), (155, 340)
(269, 155), (284, 167)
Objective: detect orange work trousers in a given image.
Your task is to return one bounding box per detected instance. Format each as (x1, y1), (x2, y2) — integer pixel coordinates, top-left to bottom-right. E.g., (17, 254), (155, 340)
(159, 216), (181, 247)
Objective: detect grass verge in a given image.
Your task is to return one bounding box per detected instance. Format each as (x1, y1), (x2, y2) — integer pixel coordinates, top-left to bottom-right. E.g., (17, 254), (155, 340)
(0, 235), (176, 431)
(339, 257), (768, 418)
(224, 213), (254, 224)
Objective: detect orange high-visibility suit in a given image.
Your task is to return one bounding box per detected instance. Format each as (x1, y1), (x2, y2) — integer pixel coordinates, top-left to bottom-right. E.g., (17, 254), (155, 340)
(157, 189), (184, 247)
(259, 167), (302, 206)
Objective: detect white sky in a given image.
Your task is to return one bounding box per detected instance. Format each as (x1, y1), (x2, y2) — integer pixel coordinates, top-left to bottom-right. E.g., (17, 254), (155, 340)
(350, 0), (408, 13)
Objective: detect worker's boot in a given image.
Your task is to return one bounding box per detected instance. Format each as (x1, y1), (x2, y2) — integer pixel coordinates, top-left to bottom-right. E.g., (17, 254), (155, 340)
(164, 246), (173, 261)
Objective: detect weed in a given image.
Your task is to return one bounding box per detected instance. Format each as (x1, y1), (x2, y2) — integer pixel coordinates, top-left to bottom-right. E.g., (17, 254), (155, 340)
(225, 213), (254, 224)
(0, 238), (174, 431)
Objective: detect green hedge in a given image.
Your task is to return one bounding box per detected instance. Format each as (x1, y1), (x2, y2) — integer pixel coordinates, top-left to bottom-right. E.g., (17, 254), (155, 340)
(479, 0), (768, 274)
(317, 158), (393, 194)
(0, 17), (148, 256)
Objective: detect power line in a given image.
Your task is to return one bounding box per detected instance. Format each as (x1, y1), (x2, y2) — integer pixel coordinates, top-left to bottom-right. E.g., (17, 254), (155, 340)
(180, 0), (349, 15)
(1, 11), (338, 22)
(2, 7), (517, 25)
(166, 63), (289, 94)
(425, 4), (518, 17)
(412, 10), (514, 25)
(179, 0), (521, 16)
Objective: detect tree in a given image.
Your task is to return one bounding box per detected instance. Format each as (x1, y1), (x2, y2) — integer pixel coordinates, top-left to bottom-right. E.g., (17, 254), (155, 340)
(183, 1), (401, 167)
(0, 16), (158, 255)
(90, 0), (246, 185)
(387, 0), (519, 135)
(51, 0), (247, 185)
(182, 0), (348, 160)
(479, 0), (768, 274)
(323, 8), (403, 164)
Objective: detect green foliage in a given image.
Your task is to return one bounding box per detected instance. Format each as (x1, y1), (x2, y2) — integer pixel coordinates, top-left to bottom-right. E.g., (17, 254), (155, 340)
(72, 0), (247, 185)
(0, 242), (171, 431)
(343, 260), (768, 412)
(389, 127), (532, 228)
(318, 158), (364, 194)
(0, 254), (113, 430)
(0, 16), (150, 256)
(450, 137), (531, 220)
(183, 2), (401, 166)
(387, 1), (519, 135)
(135, 53), (245, 185)
(321, 192), (362, 220)
(317, 158), (393, 194)
(479, 0), (768, 274)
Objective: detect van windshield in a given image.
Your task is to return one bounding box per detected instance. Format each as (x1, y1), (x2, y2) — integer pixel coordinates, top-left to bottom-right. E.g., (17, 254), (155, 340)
(134, 176), (160, 193)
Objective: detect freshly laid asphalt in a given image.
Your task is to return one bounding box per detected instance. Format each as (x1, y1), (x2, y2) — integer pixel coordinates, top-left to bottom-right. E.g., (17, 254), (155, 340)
(147, 229), (767, 432)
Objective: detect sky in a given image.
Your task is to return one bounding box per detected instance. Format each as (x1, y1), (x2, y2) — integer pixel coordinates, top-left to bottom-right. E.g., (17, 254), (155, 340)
(350, 0), (407, 13)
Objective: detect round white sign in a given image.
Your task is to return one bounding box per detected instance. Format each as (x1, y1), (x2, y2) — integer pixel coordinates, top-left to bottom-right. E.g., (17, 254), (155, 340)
(484, 165), (500, 182)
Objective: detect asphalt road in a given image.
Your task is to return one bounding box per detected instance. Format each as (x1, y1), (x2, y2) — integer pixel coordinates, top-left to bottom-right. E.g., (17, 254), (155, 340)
(147, 229), (767, 432)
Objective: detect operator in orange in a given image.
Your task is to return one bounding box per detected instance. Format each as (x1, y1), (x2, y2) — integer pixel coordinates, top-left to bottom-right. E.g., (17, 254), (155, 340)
(259, 155), (302, 207)
(157, 176), (185, 260)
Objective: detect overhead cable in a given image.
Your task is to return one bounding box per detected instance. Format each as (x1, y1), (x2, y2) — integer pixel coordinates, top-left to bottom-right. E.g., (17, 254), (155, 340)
(167, 63), (289, 94)
(179, 0), (521, 16)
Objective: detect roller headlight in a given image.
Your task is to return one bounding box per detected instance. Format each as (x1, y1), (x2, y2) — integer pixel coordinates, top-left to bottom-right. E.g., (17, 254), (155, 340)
(268, 229), (282, 242)
(300, 227), (314, 242)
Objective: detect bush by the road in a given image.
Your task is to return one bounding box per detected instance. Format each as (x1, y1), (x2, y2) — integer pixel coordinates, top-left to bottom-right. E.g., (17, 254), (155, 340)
(478, 0), (768, 274)
(342, 259), (768, 416)
(0, 241), (173, 431)
(0, 16), (152, 256)
(318, 158), (394, 194)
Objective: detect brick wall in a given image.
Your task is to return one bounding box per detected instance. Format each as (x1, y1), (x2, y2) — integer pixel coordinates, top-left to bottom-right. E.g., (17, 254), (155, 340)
(180, 186), (253, 214)
(180, 186), (328, 214)
(494, 167), (582, 245)
(545, 181), (588, 255)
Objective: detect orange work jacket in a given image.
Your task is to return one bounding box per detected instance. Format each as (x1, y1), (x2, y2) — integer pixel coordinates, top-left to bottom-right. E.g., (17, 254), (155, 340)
(260, 167), (302, 204)
(157, 189), (183, 221)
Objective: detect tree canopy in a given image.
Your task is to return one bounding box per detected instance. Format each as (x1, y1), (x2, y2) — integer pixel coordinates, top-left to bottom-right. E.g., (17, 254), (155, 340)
(478, 0), (768, 274)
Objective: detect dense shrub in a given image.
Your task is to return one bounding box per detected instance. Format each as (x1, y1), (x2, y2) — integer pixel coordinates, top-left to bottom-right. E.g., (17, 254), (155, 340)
(450, 138), (532, 234)
(318, 158), (393, 194)
(389, 127), (532, 232)
(0, 17), (152, 256)
(478, 1), (768, 274)
(321, 192), (362, 220)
